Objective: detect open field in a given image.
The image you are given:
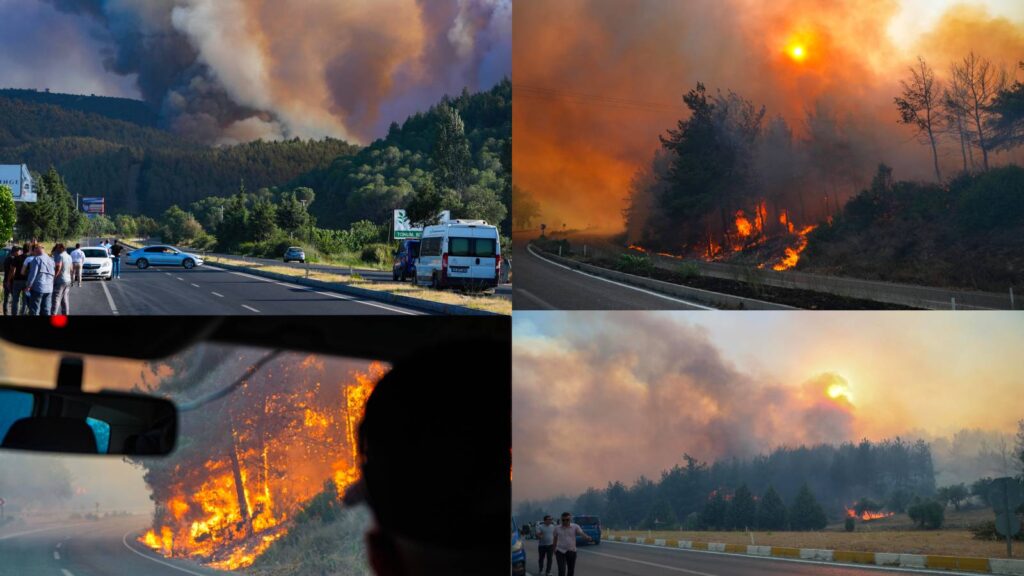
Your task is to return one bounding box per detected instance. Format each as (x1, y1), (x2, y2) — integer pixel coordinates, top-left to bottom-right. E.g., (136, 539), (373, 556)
(609, 510), (1017, 559)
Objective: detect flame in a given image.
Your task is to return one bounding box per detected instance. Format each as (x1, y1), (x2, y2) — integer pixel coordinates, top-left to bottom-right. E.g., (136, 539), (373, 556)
(772, 225), (816, 271)
(628, 244), (648, 253)
(138, 360), (389, 570)
(735, 210), (754, 238)
(845, 507), (895, 521)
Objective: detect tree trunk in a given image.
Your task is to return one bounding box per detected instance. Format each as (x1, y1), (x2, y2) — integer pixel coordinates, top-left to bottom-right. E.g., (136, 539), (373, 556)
(227, 411), (253, 537)
(927, 128), (942, 182)
(972, 101), (989, 170)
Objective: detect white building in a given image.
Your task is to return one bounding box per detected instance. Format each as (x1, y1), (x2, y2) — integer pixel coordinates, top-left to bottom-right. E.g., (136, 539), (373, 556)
(0, 164), (37, 203)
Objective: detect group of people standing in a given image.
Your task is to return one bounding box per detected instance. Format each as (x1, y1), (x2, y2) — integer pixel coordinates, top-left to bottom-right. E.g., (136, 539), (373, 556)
(1, 239), (124, 316)
(534, 512), (593, 576)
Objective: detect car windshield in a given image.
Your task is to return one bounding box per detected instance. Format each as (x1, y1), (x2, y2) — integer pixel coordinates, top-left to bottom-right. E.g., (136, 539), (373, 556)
(82, 249), (107, 258)
(0, 338), (390, 572)
(575, 516), (598, 526)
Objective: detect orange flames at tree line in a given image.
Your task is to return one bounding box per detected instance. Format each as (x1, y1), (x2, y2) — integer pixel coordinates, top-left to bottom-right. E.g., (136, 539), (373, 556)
(140, 360), (387, 570)
(845, 506), (895, 521)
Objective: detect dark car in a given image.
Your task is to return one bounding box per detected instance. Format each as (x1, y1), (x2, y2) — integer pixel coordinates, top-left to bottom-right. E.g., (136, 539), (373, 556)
(283, 246), (306, 263)
(392, 239), (420, 281)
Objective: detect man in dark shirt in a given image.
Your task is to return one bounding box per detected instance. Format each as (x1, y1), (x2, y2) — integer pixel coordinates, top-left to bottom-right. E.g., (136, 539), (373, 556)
(10, 244), (31, 315)
(2, 246), (22, 315)
(110, 239), (124, 279)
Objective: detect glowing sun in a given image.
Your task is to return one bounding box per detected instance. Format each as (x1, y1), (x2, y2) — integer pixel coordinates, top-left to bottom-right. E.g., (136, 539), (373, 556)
(826, 382), (852, 403)
(788, 44), (807, 62)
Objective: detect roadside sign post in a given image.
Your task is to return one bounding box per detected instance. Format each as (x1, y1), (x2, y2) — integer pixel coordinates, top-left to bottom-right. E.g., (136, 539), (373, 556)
(990, 477), (1023, 557)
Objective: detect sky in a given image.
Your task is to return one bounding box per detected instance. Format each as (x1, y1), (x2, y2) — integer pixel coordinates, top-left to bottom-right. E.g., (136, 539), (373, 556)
(0, 0), (511, 145)
(513, 0), (1024, 231)
(513, 311), (1024, 501)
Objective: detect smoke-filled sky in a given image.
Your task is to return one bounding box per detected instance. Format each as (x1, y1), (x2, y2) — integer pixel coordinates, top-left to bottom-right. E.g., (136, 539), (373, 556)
(513, 312), (1024, 501)
(0, 0), (510, 144)
(513, 0), (1024, 231)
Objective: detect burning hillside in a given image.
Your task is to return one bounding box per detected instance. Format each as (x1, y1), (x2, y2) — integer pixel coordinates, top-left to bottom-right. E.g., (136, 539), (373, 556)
(137, 355), (388, 570)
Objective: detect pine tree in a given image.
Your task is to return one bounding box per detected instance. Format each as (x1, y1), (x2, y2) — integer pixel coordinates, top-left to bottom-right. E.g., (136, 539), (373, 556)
(756, 486), (787, 530)
(700, 491), (728, 530)
(726, 484), (756, 530)
(0, 185), (16, 243)
(643, 498), (678, 530)
(789, 483), (828, 531)
(432, 104), (472, 194)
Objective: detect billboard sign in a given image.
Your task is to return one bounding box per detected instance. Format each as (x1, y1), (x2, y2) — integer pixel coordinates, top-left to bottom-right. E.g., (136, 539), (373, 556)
(0, 164), (37, 203)
(393, 209), (453, 239)
(81, 197), (105, 215)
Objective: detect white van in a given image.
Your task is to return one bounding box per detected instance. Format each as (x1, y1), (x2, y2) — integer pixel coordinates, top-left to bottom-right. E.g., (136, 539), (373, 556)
(415, 220), (501, 291)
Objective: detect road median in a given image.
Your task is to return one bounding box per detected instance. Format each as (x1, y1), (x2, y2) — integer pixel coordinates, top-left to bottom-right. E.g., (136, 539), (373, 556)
(603, 534), (1024, 574)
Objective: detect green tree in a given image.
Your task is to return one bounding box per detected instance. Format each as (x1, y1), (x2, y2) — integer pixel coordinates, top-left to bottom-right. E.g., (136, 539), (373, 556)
(249, 200), (278, 242)
(114, 214), (138, 238)
(433, 104), (472, 194)
(18, 167), (81, 241)
(0, 185), (15, 243)
(276, 193), (311, 234)
(406, 178), (459, 226)
(293, 187), (316, 207)
(907, 499), (944, 529)
(161, 205), (203, 245)
(604, 481), (629, 529)
(936, 483), (968, 511)
(756, 486), (787, 530)
(887, 488), (914, 514)
(726, 484), (756, 531)
(853, 498), (881, 516)
(87, 214), (116, 236)
(700, 490), (728, 530)
(217, 195), (250, 250)
(789, 484), (828, 531)
(643, 498), (678, 530)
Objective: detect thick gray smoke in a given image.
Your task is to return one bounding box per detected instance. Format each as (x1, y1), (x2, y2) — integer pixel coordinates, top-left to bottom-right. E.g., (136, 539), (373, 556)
(31, 0), (511, 144)
(512, 313), (856, 501)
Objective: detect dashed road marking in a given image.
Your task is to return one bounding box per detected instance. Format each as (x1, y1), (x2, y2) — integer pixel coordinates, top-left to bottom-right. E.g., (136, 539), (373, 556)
(211, 291), (224, 298)
(190, 283), (200, 288)
(241, 304), (260, 313)
(100, 280), (119, 315)
(61, 570), (74, 576)
(53, 550), (60, 560)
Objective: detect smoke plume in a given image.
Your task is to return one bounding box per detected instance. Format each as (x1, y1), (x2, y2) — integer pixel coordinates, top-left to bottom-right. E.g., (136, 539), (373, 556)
(22, 0), (511, 144)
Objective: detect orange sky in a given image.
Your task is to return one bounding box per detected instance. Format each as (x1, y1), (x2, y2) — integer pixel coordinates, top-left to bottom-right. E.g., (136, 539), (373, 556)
(513, 0), (1024, 231)
(513, 312), (1024, 500)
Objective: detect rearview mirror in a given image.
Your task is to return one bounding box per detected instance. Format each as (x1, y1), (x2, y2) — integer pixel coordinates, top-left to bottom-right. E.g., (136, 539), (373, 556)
(0, 384), (177, 456)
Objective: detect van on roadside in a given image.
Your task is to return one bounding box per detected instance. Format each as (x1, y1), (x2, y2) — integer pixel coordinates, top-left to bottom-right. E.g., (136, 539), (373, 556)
(414, 220), (501, 292)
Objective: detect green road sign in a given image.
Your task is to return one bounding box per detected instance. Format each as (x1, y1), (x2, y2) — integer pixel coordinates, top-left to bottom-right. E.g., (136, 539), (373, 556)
(996, 512), (1022, 537)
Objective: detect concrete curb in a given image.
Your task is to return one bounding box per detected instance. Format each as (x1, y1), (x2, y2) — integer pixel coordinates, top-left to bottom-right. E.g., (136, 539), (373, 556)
(603, 535), (1024, 574)
(529, 245), (795, 310)
(208, 259), (499, 316)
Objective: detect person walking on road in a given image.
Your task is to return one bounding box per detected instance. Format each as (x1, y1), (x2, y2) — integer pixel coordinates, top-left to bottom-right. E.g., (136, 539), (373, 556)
(51, 243), (72, 315)
(11, 243), (31, 315)
(70, 243), (85, 287)
(535, 515), (556, 576)
(110, 239), (124, 279)
(552, 512), (592, 576)
(23, 244), (55, 316)
(2, 246), (21, 315)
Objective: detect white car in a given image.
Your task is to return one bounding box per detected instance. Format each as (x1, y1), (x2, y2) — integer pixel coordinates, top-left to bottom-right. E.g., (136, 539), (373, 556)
(80, 247), (113, 281)
(414, 220), (501, 291)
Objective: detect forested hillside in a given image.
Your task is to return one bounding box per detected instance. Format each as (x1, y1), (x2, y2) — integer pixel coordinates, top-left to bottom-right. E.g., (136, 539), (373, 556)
(0, 88), (159, 127)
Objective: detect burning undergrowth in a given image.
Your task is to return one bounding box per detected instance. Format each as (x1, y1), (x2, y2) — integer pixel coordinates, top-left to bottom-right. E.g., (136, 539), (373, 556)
(133, 351), (388, 570)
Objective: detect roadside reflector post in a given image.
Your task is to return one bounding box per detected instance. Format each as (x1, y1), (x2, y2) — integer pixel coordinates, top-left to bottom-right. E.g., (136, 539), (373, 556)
(559, 245), (563, 257)
(1011, 287), (1015, 310)
(584, 244), (588, 258)
(305, 261), (309, 279)
(951, 297), (956, 310)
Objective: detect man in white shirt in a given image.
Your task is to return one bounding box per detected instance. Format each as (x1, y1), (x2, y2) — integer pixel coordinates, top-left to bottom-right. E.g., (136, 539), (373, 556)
(69, 243), (86, 287)
(535, 515), (556, 576)
(51, 243), (73, 315)
(552, 512), (592, 576)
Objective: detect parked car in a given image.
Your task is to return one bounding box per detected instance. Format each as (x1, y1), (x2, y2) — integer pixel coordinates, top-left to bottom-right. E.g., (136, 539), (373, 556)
(414, 220), (501, 291)
(575, 515), (601, 545)
(125, 245), (204, 269)
(80, 247), (113, 281)
(283, 246), (306, 263)
(391, 239), (420, 281)
(511, 518), (526, 576)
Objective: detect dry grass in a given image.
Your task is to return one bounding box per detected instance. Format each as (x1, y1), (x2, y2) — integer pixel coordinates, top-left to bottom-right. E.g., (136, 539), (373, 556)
(612, 510), (1012, 559)
(206, 256), (510, 315)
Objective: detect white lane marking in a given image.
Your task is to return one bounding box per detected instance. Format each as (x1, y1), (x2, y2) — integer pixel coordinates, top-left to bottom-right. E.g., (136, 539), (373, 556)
(526, 244), (717, 310)
(516, 287), (555, 310)
(0, 522), (90, 541)
(241, 304), (261, 313)
(122, 531), (208, 576)
(210, 291), (224, 298)
(56, 542), (62, 549)
(61, 570), (74, 576)
(583, 550), (718, 576)
(602, 541), (975, 575)
(99, 280), (119, 315)
(190, 283), (200, 288)
(176, 277), (184, 281)
(53, 550), (60, 560)
(313, 290), (421, 315)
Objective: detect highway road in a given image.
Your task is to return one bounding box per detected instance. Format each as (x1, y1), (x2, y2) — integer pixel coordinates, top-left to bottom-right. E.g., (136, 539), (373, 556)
(0, 515), (236, 576)
(48, 265), (425, 316)
(526, 541), (977, 576)
(511, 237), (713, 310)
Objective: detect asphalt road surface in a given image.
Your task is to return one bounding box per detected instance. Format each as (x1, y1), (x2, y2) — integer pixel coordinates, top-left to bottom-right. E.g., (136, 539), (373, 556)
(527, 541), (978, 576)
(511, 238), (712, 310)
(0, 515), (237, 576)
(51, 265), (425, 316)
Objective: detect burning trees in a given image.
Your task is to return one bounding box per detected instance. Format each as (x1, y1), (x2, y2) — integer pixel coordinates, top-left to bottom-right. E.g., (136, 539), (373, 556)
(134, 352), (387, 569)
